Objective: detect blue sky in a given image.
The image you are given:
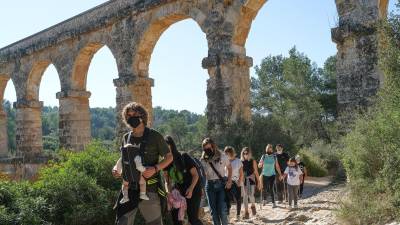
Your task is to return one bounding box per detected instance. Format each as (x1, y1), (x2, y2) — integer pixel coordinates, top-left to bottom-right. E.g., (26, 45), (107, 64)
(1, 0), (397, 114)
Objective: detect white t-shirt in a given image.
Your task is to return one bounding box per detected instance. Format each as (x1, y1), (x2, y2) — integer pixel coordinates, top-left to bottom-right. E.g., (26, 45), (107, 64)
(284, 166), (303, 186)
(226, 158), (242, 182)
(201, 151), (231, 181)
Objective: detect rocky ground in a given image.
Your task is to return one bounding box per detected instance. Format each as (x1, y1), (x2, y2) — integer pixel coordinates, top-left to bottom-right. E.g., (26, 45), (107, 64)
(201, 177), (345, 225)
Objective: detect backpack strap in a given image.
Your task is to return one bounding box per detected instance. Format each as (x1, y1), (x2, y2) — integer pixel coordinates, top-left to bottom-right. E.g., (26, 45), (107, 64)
(138, 127), (151, 164)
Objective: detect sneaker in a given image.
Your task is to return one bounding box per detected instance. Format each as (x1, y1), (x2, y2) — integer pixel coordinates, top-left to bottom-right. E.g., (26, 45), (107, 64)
(288, 205), (292, 210)
(140, 193), (150, 200)
(262, 200), (267, 206)
(272, 203), (277, 208)
(251, 205), (257, 216)
(294, 204), (298, 209)
(243, 212), (250, 220)
(120, 197), (129, 204)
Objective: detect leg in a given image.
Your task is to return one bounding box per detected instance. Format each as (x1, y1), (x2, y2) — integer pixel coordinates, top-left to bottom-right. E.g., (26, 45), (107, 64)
(299, 181), (304, 196)
(171, 208), (183, 225)
(216, 183), (228, 225)
(138, 192), (163, 225)
(206, 182), (221, 225)
(120, 181), (130, 204)
(262, 176), (268, 202)
(275, 176), (283, 202)
(267, 176), (275, 204)
(115, 208), (138, 225)
(232, 183), (241, 216)
(242, 184), (249, 213)
(139, 175), (149, 200)
(288, 185), (293, 207)
(186, 188), (203, 225)
(293, 185), (299, 206)
(249, 185), (256, 215)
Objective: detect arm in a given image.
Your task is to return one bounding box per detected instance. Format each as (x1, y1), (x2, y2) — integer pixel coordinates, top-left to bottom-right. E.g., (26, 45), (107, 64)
(275, 160), (282, 177)
(112, 157), (122, 178)
(163, 171), (172, 193)
(226, 163), (233, 189)
(252, 160), (261, 189)
(143, 152), (173, 178)
(185, 167), (199, 199)
(258, 155), (264, 168)
(238, 165), (244, 187)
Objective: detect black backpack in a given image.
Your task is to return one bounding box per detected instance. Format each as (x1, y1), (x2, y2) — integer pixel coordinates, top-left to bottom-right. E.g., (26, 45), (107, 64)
(191, 157), (207, 190)
(120, 128), (150, 190)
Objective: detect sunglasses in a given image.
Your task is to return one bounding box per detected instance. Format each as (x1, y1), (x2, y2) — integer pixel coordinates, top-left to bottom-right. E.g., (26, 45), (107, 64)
(243, 152), (249, 155)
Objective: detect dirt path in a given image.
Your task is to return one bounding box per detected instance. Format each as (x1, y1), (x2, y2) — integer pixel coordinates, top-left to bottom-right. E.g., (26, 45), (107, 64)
(202, 177), (345, 225)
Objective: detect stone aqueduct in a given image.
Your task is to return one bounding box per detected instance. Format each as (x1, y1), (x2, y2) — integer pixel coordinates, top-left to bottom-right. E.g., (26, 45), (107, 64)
(0, 0), (390, 163)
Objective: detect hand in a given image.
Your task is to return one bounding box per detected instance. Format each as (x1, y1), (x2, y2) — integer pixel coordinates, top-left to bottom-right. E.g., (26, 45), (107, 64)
(279, 175), (284, 181)
(112, 169), (121, 178)
(142, 167), (156, 179)
(225, 180), (233, 189)
(185, 188), (193, 199)
(257, 183), (262, 191)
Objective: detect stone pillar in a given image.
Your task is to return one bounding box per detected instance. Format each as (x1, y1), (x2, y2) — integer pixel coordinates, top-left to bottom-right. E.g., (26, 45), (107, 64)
(0, 110), (8, 157)
(57, 90), (91, 151)
(202, 53), (253, 131)
(113, 75), (154, 139)
(14, 100), (43, 159)
(332, 0), (383, 120)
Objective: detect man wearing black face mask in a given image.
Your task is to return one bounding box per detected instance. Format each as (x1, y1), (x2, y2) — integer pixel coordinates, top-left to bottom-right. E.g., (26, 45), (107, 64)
(112, 102), (173, 225)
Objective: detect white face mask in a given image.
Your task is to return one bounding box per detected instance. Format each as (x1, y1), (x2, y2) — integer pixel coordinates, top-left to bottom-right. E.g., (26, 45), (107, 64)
(277, 150), (283, 154)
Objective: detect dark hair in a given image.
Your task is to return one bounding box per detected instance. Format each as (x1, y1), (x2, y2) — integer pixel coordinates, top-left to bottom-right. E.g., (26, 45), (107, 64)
(122, 102), (149, 127)
(276, 144), (284, 149)
(165, 135), (184, 172)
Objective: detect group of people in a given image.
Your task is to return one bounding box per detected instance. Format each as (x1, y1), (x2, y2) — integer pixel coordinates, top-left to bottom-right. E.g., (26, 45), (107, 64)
(111, 102), (307, 225)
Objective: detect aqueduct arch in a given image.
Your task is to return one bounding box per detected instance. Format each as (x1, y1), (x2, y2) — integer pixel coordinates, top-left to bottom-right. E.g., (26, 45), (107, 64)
(0, 0), (390, 164)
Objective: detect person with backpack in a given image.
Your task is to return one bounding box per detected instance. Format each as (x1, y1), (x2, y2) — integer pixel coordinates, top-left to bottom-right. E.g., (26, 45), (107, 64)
(200, 138), (232, 225)
(112, 102), (173, 225)
(295, 155), (307, 198)
(258, 144), (282, 208)
(275, 144), (290, 203)
(240, 147), (260, 219)
(283, 158), (303, 209)
(224, 146), (243, 221)
(164, 136), (203, 225)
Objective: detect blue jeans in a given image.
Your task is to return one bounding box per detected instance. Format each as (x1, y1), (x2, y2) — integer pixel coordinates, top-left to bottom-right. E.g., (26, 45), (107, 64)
(206, 180), (228, 225)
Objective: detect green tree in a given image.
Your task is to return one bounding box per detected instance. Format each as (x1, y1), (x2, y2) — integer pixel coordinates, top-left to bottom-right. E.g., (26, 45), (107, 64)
(251, 47), (336, 146)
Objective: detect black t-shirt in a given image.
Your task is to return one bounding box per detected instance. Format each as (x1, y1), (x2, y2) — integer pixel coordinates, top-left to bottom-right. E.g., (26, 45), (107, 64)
(298, 162), (306, 173)
(276, 152), (290, 172)
(166, 153), (201, 195)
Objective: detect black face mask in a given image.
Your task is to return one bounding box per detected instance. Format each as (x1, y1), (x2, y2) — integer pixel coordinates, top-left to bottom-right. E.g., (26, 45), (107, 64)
(267, 151), (273, 155)
(203, 148), (214, 159)
(127, 116), (141, 128)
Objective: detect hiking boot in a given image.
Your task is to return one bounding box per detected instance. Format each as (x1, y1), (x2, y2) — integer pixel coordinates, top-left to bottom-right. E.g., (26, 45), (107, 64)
(294, 204), (298, 209)
(272, 203), (277, 208)
(262, 200), (267, 206)
(243, 212), (250, 220)
(251, 205), (257, 216)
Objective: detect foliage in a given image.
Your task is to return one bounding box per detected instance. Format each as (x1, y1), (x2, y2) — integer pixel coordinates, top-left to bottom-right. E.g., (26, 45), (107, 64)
(339, 3), (400, 224)
(297, 149), (328, 177)
(0, 142), (120, 225)
(251, 48), (337, 146)
(153, 106), (207, 151)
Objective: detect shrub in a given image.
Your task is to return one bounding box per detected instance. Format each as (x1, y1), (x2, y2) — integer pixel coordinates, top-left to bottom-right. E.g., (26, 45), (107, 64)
(297, 149), (328, 177)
